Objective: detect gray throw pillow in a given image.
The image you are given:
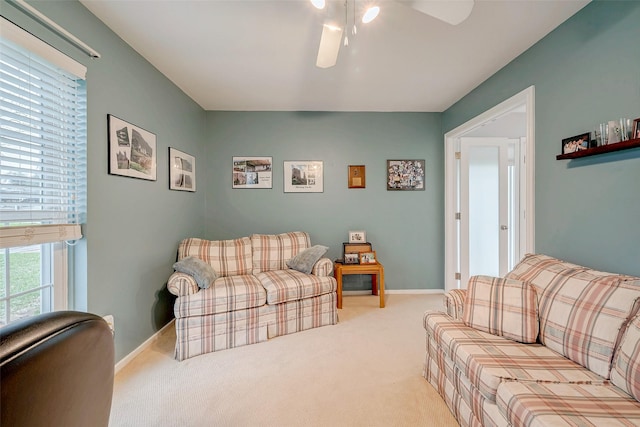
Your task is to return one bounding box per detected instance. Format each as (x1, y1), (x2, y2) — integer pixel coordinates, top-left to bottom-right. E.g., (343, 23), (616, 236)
(286, 245), (329, 274)
(173, 256), (218, 289)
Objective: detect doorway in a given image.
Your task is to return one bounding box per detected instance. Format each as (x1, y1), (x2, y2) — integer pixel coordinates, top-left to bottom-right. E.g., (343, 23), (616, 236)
(444, 86), (536, 291)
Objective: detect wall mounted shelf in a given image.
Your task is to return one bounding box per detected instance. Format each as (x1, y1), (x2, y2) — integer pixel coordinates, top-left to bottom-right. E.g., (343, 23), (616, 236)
(556, 137), (640, 160)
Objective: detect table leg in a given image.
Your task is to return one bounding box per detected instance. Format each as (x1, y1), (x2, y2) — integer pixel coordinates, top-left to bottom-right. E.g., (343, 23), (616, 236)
(379, 266), (385, 308)
(335, 270), (343, 309)
(372, 274), (378, 296)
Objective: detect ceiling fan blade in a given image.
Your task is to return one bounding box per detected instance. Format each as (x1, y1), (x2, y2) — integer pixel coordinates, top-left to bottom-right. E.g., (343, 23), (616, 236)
(398, 0), (475, 25)
(316, 24), (343, 69)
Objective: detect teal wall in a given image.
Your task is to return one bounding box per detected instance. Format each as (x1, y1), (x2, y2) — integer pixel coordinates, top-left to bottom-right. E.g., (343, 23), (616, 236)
(3, 0), (638, 363)
(2, 1), (207, 361)
(443, 1), (640, 276)
(204, 112), (444, 291)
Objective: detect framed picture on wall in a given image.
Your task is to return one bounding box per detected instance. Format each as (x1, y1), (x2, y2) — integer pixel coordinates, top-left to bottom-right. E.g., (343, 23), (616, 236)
(387, 159), (425, 191)
(233, 156), (273, 189)
(169, 147), (196, 192)
(348, 165), (366, 188)
(108, 114), (157, 181)
(283, 161), (323, 193)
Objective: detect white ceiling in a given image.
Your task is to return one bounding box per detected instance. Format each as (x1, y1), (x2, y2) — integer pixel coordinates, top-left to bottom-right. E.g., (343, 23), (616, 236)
(80, 0), (589, 112)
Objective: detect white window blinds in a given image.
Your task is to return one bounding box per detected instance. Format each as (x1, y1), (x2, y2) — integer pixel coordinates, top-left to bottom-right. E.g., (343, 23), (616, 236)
(1, 18), (86, 244)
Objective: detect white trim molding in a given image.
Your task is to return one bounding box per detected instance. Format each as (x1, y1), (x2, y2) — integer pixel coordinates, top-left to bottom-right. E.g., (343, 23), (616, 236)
(444, 86), (535, 291)
(115, 320), (175, 374)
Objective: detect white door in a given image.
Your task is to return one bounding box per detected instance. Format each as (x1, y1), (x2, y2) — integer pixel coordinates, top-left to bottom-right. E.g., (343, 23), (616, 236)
(458, 137), (522, 287)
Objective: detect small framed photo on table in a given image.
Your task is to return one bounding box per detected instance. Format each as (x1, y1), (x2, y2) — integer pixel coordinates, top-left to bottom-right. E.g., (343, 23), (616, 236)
(360, 252), (376, 264)
(348, 230), (366, 243)
(344, 253), (359, 264)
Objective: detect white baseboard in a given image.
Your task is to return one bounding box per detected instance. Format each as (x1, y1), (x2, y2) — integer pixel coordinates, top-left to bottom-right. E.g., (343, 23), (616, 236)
(115, 319), (175, 374)
(343, 289), (444, 295)
(386, 289), (445, 294)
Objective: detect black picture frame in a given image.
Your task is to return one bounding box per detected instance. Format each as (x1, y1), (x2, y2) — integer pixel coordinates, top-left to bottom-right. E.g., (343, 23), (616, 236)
(387, 159), (425, 191)
(169, 147), (196, 192)
(561, 132), (590, 155)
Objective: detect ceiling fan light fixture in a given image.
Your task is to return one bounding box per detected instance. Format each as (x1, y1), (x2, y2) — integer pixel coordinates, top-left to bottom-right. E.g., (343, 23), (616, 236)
(310, 0), (325, 10)
(362, 6), (380, 24)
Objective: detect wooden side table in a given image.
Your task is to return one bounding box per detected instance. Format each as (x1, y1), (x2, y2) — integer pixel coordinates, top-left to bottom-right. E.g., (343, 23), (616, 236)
(334, 260), (385, 308)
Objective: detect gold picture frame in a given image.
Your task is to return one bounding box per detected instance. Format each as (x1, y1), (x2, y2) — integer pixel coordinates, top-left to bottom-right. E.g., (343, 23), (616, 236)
(348, 165), (366, 188)
(359, 251), (376, 264)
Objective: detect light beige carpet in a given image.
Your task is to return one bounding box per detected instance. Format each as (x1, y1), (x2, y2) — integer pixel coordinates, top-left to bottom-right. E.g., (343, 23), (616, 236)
(110, 294), (458, 427)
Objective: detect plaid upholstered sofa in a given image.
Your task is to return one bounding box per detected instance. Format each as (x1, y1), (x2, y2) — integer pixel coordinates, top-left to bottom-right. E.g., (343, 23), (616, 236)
(167, 232), (337, 361)
(424, 253), (640, 426)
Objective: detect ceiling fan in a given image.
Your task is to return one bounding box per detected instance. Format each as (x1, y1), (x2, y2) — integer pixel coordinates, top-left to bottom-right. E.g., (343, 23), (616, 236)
(312, 0), (475, 68)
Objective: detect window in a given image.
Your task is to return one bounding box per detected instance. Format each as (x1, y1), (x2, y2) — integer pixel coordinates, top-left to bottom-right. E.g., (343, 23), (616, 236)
(0, 18), (86, 326)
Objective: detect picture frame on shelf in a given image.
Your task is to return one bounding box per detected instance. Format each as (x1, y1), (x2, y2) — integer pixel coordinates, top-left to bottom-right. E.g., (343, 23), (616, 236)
(233, 156), (272, 189)
(344, 253), (359, 264)
(387, 159), (425, 191)
(108, 114), (157, 181)
(359, 252), (376, 264)
(348, 165), (366, 188)
(283, 161), (323, 193)
(169, 147), (196, 192)
(348, 230), (366, 243)
(634, 118), (640, 140)
(561, 133), (590, 155)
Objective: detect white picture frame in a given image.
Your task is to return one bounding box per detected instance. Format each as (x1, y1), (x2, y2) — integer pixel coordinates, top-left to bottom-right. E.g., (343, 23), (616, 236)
(169, 147), (196, 192)
(283, 161), (323, 193)
(348, 230), (366, 243)
(108, 114), (157, 181)
(233, 156), (273, 189)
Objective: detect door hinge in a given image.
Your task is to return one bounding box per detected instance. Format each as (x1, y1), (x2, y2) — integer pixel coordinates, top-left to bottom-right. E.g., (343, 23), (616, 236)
(455, 152), (461, 160)
(455, 272), (461, 280)
(455, 212), (461, 220)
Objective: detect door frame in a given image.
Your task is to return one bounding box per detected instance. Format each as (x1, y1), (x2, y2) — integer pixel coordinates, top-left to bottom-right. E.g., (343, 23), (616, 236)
(444, 86), (536, 291)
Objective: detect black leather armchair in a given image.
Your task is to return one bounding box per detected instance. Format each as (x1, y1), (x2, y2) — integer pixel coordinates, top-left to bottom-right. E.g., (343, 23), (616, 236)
(0, 311), (115, 427)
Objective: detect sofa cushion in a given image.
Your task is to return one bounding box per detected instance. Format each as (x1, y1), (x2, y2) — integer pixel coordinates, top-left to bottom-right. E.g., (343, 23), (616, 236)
(178, 237), (252, 277)
(286, 245), (328, 274)
(251, 232), (311, 274)
(505, 253), (588, 295)
(611, 312), (640, 402)
(463, 275), (538, 343)
(537, 273), (640, 378)
(424, 311), (605, 403)
(173, 274), (266, 318)
(256, 269), (336, 305)
(496, 381), (640, 427)
(172, 256), (218, 289)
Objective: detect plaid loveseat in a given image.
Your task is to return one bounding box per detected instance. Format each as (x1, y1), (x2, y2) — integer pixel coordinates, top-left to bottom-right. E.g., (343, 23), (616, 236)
(167, 232), (337, 361)
(424, 254), (640, 426)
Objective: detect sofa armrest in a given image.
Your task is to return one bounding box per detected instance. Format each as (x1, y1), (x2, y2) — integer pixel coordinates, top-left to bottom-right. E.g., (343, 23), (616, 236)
(311, 257), (334, 277)
(167, 272), (200, 297)
(444, 289), (466, 320)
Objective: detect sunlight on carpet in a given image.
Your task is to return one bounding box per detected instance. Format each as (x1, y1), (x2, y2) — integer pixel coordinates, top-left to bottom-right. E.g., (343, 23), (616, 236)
(110, 294), (457, 427)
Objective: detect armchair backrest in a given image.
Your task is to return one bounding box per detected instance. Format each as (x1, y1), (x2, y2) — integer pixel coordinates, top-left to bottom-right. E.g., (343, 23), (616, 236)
(0, 311), (115, 427)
